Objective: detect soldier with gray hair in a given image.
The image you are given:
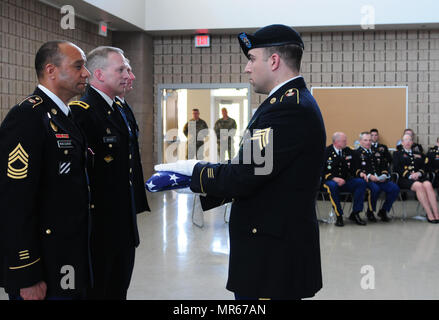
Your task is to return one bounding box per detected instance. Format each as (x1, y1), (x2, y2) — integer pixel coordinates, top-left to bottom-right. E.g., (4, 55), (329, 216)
(69, 46), (150, 299)
(322, 132), (368, 226)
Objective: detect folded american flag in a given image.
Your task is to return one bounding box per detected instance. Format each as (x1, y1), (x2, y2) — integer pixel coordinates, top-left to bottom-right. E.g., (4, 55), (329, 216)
(145, 171), (191, 192)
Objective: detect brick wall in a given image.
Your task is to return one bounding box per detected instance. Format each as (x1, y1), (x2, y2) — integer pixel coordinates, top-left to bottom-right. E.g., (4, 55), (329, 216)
(0, 0), (112, 120)
(153, 30), (439, 150)
(1, 1), (439, 169)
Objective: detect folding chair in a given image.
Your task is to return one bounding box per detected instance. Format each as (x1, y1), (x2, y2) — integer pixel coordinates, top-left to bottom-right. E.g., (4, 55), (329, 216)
(316, 187), (353, 223)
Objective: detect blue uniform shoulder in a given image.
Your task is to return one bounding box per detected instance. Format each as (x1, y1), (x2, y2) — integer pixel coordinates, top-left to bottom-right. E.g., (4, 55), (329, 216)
(279, 88), (300, 104)
(18, 95), (44, 109)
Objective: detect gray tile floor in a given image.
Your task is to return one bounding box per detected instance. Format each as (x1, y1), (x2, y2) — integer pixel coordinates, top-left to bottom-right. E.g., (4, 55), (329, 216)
(2, 191), (439, 300)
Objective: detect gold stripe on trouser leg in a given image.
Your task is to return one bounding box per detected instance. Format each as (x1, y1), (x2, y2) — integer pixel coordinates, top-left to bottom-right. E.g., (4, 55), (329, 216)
(323, 184), (341, 217)
(367, 188), (372, 211)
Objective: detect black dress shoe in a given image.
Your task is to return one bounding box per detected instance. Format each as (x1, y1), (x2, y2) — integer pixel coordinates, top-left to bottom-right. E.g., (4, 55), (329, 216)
(426, 217), (438, 224)
(366, 210), (377, 222)
(335, 215), (344, 227)
(378, 209), (390, 222)
(349, 211), (367, 225)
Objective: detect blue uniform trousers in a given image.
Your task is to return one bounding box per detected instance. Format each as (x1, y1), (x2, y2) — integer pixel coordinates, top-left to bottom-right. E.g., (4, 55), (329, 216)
(323, 178), (367, 216)
(366, 180), (400, 213)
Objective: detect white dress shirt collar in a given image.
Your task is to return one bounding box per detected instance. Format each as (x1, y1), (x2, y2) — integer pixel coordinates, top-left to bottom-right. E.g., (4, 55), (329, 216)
(91, 85), (115, 110)
(37, 84), (70, 116)
(268, 75), (303, 97)
(333, 146), (342, 155)
(361, 146), (371, 153)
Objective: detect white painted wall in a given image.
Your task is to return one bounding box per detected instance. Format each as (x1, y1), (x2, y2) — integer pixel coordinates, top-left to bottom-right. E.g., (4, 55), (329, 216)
(86, 0), (439, 32)
(84, 0), (146, 29)
(144, 0), (439, 31)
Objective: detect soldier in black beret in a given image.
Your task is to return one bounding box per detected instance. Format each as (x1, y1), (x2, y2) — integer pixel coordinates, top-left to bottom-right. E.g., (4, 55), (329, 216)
(0, 41), (92, 299)
(155, 24), (325, 300)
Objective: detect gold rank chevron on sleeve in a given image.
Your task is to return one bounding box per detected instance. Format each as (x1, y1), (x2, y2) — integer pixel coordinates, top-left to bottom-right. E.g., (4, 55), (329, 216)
(7, 143), (29, 180)
(250, 128), (271, 150)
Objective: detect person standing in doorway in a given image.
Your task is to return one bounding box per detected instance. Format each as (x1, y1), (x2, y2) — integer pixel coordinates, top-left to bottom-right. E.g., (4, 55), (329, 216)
(183, 108), (208, 160)
(214, 108), (237, 161)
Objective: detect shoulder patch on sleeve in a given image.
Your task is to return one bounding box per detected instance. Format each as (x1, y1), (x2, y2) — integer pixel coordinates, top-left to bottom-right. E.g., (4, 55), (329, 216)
(280, 88), (299, 104)
(69, 100), (90, 110)
(19, 95), (43, 108)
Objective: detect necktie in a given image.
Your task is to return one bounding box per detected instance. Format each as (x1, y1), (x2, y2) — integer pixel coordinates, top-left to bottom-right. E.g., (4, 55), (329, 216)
(114, 102), (133, 138)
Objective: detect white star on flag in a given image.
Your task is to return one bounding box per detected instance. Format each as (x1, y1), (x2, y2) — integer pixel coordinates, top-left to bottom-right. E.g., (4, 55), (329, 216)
(169, 174), (179, 183)
(146, 181), (156, 190)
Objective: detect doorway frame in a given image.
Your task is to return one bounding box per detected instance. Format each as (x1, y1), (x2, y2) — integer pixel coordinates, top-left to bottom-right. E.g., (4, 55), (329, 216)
(156, 83), (252, 164)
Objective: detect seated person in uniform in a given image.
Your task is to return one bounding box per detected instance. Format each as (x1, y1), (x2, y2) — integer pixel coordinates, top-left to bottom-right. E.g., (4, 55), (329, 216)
(393, 134), (439, 223)
(355, 132), (399, 222)
(370, 128), (393, 170)
(396, 128), (424, 153)
(322, 132), (367, 227)
(426, 137), (439, 188)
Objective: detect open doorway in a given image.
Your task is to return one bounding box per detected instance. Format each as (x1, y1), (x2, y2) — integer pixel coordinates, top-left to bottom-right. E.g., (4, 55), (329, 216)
(157, 84), (251, 164)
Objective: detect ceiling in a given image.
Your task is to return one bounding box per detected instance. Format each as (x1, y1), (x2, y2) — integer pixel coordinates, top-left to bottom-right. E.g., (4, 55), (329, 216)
(39, 0), (143, 31)
(39, 0), (439, 36)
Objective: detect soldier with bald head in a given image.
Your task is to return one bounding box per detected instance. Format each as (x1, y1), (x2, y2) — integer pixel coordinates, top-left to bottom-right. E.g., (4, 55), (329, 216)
(0, 40), (92, 300)
(322, 132), (367, 227)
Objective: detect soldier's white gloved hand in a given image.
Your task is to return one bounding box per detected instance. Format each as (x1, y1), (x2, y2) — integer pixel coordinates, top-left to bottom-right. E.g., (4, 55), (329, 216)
(154, 159), (202, 176)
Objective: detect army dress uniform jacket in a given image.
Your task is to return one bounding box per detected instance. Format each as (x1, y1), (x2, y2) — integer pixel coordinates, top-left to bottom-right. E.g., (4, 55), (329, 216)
(322, 145), (356, 182)
(115, 96), (150, 215)
(190, 77), (326, 299)
(426, 146), (439, 186)
(371, 142), (392, 174)
(70, 86), (150, 253)
(354, 147), (389, 178)
(0, 87), (91, 296)
(393, 148), (428, 188)
(396, 142), (424, 154)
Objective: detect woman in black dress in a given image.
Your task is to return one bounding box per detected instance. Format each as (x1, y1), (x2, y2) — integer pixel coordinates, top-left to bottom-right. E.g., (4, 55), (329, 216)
(393, 134), (439, 222)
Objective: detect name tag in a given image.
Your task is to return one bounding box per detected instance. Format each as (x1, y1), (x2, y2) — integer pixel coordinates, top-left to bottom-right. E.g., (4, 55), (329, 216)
(103, 136), (117, 144)
(414, 154), (421, 158)
(57, 140), (73, 149)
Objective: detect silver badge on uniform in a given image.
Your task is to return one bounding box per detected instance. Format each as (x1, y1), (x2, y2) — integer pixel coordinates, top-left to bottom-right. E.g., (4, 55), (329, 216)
(57, 140), (74, 149)
(59, 162), (71, 175)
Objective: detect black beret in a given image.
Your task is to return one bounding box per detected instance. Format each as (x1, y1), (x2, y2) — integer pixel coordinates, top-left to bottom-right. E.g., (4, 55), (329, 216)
(238, 24), (304, 58)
